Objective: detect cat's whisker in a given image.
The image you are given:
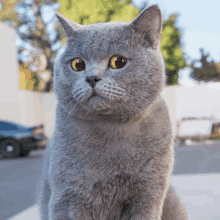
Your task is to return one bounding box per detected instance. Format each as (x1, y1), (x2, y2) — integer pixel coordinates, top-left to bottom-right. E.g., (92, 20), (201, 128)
(75, 91), (87, 102)
(126, 93), (152, 117)
(74, 89), (84, 100)
(147, 105), (162, 139)
(122, 95), (142, 112)
(125, 93), (145, 109)
(99, 88), (124, 98)
(62, 100), (78, 127)
(122, 96), (142, 116)
(98, 100), (112, 111)
(59, 95), (76, 114)
(73, 86), (84, 94)
(98, 91), (122, 102)
(64, 98), (76, 110)
(128, 95), (158, 125)
(117, 99), (136, 119)
(104, 84), (126, 93)
(128, 93), (162, 136)
(62, 106), (74, 126)
(59, 102), (71, 115)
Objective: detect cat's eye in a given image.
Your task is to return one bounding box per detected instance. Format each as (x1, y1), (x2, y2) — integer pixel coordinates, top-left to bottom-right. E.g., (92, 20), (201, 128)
(109, 55), (127, 69)
(71, 58), (85, 71)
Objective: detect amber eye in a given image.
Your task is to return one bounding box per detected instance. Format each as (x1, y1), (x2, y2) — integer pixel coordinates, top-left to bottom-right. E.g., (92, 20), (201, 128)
(109, 55), (127, 69)
(71, 58), (85, 71)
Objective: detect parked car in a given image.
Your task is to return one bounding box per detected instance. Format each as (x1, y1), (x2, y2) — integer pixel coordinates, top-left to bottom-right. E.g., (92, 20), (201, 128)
(0, 120), (47, 158)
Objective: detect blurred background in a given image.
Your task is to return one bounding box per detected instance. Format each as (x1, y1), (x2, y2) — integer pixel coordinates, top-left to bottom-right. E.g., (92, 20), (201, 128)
(0, 0), (219, 219)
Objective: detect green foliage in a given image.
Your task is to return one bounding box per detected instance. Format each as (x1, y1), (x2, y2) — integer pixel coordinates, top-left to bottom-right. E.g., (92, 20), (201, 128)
(58, 0), (140, 25)
(32, 73), (39, 91)
(161, 14), (186, 85)
(190, 48), (220, 83)
(57, 0), (140, 45)
(0, 0), (21, 23)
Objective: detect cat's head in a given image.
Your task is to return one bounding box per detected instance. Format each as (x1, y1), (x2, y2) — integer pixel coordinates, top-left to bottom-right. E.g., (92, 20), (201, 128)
(54, 5), (165, 123)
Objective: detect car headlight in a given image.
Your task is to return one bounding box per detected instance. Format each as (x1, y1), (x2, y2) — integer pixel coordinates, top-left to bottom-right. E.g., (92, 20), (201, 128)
(33, 128), (44, 136)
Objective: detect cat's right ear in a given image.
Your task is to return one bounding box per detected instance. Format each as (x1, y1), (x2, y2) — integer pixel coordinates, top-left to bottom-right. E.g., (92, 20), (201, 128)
(56, 12), (81, 37)
(130, 5), (162, 48)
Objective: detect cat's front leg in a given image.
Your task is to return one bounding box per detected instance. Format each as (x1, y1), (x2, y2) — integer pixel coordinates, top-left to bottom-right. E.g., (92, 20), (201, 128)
(129, 161), (172, 220)
(129, 193), (166, 220)
(128, 197), (165, 220)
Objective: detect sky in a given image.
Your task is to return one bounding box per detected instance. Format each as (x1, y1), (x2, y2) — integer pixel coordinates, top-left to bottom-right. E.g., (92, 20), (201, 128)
(133, 0), (220, 87)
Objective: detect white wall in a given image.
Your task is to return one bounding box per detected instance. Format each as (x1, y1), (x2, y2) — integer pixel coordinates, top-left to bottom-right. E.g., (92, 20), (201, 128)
(174, 84), (220, 120)
(173, 83), (220, 137)
(41, 92), (57, 138)
(162, 85), (177, 135)
(0, 23), (19, 103)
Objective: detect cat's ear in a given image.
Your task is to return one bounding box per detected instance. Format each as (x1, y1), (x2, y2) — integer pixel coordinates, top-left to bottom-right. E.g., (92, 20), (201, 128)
(56, 12), (81, 37)
(130, 5), (162, 48)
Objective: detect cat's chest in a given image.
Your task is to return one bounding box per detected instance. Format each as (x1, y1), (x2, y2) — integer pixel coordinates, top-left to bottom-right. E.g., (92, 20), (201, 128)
(79, 133), (149, 171)
(80, 172), (141, 219)
(68, 132), (154, 195)
(62, 121), (156, 176)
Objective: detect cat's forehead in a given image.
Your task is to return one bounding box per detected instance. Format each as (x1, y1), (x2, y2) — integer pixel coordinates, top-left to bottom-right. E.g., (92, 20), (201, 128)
(66, 21), (132, 59)
(73, 21), (128, 43)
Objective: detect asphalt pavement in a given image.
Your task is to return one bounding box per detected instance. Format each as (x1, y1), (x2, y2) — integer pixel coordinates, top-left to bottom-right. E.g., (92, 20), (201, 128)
(173, 141), (220, 175)
(0, 151), (44, 220)
(1, 142), (220, 220)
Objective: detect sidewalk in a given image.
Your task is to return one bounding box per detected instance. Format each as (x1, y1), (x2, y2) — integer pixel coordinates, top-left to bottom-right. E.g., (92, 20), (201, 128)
(172, 173), (220, 220)
(8, 173), (220, 220)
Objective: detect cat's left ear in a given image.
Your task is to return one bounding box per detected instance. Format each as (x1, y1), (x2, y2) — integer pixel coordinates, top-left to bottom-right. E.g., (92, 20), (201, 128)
(130, 5), (162, 48)
(56, 12), (81, 37)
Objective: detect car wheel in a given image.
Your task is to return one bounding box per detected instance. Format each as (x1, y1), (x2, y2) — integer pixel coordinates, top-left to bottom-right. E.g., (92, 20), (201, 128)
(19, 149), (31, 157)
(0, 139), (20, 159)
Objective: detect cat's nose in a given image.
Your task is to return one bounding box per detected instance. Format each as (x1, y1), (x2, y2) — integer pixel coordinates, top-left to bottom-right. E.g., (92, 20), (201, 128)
(86, 76), (101, 88)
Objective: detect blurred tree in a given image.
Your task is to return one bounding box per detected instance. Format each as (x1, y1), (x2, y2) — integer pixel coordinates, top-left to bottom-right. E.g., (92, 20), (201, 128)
(58, 0), (140, 25)
(19, 64), (34, 90)
(0, 0), (60, 92)
(57, 0), (140, 45)
(160, 14), (186, 85)
(0, 0), (20, 24)
(189, 48), (220, 83)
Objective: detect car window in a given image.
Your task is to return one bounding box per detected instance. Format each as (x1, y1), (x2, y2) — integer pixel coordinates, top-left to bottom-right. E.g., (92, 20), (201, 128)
(0, 122), (18, 130)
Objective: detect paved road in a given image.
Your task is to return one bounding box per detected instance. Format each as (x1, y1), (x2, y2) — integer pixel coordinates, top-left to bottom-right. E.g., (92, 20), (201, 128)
(0, 151), (44, 220)
(1, 142), (220, 220)
(173, 141), (220, 175)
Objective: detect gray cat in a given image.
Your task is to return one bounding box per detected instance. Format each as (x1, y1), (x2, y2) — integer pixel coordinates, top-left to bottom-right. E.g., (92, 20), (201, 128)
(38, 5), (188, 220)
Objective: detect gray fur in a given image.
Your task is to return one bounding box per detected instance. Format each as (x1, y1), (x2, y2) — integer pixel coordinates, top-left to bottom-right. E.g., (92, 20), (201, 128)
(38, 5), (188, 220)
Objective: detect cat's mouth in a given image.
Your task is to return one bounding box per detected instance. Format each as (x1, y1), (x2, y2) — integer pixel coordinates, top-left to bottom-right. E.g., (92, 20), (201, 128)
(88, 90), (98, 101)
(87, 90), (111, 113)
(91, 90), (97, 97)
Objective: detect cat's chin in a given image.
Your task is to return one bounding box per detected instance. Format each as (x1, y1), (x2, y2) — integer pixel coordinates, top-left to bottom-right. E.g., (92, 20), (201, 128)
(86, 96), (113, 115)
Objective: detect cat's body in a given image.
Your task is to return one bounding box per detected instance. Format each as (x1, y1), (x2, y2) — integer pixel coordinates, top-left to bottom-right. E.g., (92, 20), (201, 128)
(38, 5), (188, 220)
